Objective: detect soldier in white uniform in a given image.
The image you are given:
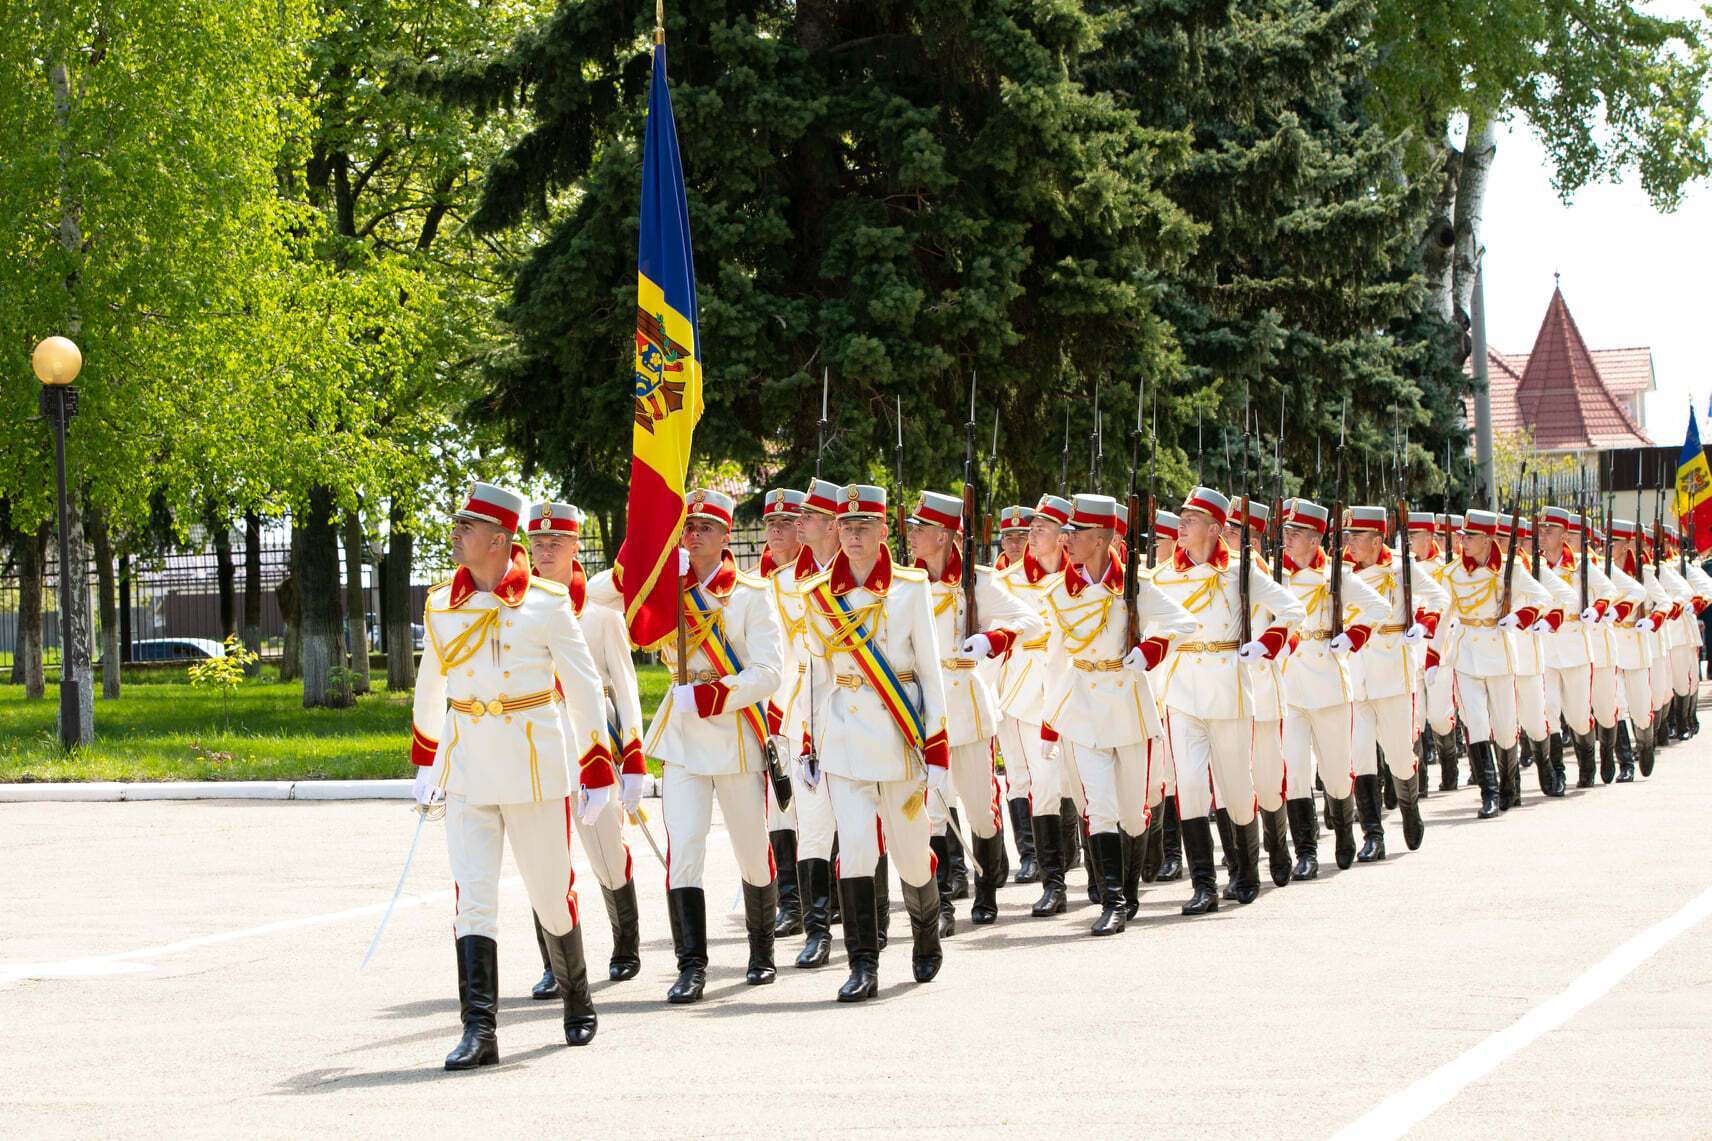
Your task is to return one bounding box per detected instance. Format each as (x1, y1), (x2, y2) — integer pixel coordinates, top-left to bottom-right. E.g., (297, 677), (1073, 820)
(1602, 520), (1656, 781)
(1345, 506), (1446, 857)
(798, 485), (951, 1002)
(1038, 494), (1196, 932)
(586, 489), (785, 1004)
(1495, 514), (1559, 795)
(906, 490), (1045, 929)
(1150, 487), (1303, 912)
(1536, 507), (1611, 790)
(1656, 525), (1701, 743)
(1147, 509), (1186, 882)
(1577, 521), (1637, 783)
(1676, 526), (1712, 738)
(1630, 526), (1675, 777)
(990, 504), (1040, 884)
(523, 502), (647, 997)
(409, 483), (610, 1067)
(1408, 513), (1460, 792)
(753, 489), (810, 945)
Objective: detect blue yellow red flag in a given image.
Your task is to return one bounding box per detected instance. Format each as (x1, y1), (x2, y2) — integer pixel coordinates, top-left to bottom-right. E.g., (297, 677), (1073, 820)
(616, 36), (704, 649)
(1674, 399), (1712, 555)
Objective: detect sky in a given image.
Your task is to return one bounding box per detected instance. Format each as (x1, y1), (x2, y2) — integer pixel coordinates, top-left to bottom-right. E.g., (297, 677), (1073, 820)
(1478, 11), (1712, 449)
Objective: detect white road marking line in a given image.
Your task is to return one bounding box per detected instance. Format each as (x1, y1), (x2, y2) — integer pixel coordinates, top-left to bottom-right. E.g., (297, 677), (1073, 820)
(1331, 882), (1712, 1141)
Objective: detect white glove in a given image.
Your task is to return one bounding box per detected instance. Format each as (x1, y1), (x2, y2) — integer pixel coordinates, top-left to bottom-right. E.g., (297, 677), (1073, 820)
(677, 547), (691, 577)
(1497, 613), (1522, 631)
(1600, 607), (1619, 625)
(670, 683), (698, 713)
(577, 784), (612, 825)
(1530, 618), (1553, 634)
(620, 772), (644, 813)
(927, 765), (948, 795)
(1041, 738), (1061, 763)
(1402, 623), (1428, 645)
(1424, 665), (1439, 687)
(1580, 606), (1600, 623)
(1237, 639), (1269, 663)
(411, 767), (444, 808)
(958, 633), (992, 660)
(1122, 645), (1149, 673)
(1329, 633), (1355, 655)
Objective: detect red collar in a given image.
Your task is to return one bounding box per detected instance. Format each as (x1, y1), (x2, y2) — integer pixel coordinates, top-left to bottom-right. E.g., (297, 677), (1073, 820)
(1461, 546), (1503, 573)
(450, 544), (532, 608)
(1555, 547), (1575, 570)
(1065, 556), (1124, 598)
(914, 544), (964, 586)
(1172, 538), (1232, 573)
(1021, 546), (1057, 584)
(793, 544), (823, 577)
(995, 551), (1012, 570)
(756, 547), (780, 578)
(687, 550), (739, 598)
(1423, 540), (1442, 561)
(1284, 547), (1327, 575)
(1622, 550), (1638, 577)
(828, 545), (894, 596)
(567, 560), (587, 614)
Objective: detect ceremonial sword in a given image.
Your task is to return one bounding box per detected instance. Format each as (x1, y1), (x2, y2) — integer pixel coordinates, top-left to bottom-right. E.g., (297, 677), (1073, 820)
(360, 802), (437, 969)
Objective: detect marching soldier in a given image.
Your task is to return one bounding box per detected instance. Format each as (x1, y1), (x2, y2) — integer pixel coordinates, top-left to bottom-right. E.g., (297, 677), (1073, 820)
(524, 502), (646, 996)
(1537, 507), (1611, 789)
(754, 489), (807, 943)
(995, 504), (1031, 570)
(409, 483), (609, 1067)
(1037, 493), (1195, 932)
(1442, 510), (1553, 815)
(991, 503), (1041, 883)
(587, 489), (785, 1004)
(1497, 514), (1560, 795)
(906, 490), (1045, 928)
(1147, 508), (1185, 882)
(1409, 512), (1460, 793)
(1576, 518), (1635, 783)
(1345, 506), (1447, 857)
(1656, 526), (1702, 742)
(1150, 488), (1304, 912)
(1632, 526), (1675, 775)
(1604, 520), (1654, 781)
(797, 485), (950, 1002)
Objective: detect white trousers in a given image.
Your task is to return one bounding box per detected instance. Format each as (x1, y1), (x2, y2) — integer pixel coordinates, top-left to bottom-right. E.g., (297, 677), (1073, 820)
(1425, 659), (1458, 735)
(790, 762), (837, 861)
(928, 740), (1004, 839)
(1250, 717), (1286, 811)
(1165, 713), (1255, 825)
(448, 794), (578, 941)
(1590, 665), (1620, 730)
(997, 716), (1048, 806)
(1284, 704), (1356, 799)
(1670, 645), (1698, 696)
(661, 764), (774, 890)
(1649, 654), (1673, 712)
(1543, 663), (1593, 736)
(1456, 672), (1518, 748)
(1516, 671), (1549, 742)
(826, 774), (934, 887)
(573, 794), (633, 890)
(1353, 695), (1417, 780)
(1620, 667), (1656, 730)
(1064, 739), (1154, 836)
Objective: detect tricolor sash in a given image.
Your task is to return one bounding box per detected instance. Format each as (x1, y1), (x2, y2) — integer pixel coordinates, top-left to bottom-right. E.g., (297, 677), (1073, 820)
(808, 581), (926, 750)
(686, 584), (771, 750)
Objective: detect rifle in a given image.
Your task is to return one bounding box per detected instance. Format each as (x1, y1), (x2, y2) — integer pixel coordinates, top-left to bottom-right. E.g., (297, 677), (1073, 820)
(981, 407), (999, 563)
(1126, 377), (1145, 649)
(1499, 462), (1530, 618)
(962, 373), (980, 640)
(1089, 376), (1102, 492)
(1145, 389), (1159, 570)
(1239, 391), (1253, 645)
(1272, 390), (1286, 583)
(1396, 415), (1412, 631)
(816, 367), (829, 478)
(894, 395), (908, 565)
(1654, 451), (1666, 577)
(1058, 407), (1070, 498)
(1603, 450), (1614, 578)
(1196, 408), (1204, 485)
(1331, 397), (1347, 636)
(1530, 471), (1542, 580)
(1578, 466), (1590, 614)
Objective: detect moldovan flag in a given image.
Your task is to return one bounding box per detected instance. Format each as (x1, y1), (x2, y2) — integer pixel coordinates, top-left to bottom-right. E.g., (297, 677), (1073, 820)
(1674, 400), (1712, 555)
(616, 33), (703, 649)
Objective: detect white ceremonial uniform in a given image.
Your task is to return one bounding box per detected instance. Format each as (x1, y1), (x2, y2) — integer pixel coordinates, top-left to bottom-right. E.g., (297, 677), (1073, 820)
(1580, 555), (1627, 731)
(1243, 555), (1290, 814)
(1507, 550), (1557, 746)
(765, 546), (838, 862)
(566, 563), (645, 890)
(412, 552), (611, 940)
(799, 547), (951, 888)
(1639, 563), (1675, 719)
(1659, 562), (1700, 699)
(1605, 558), (1654, 730)
(588, 555), (784, 891)
(1441, 547), (1553, 748)
(1537, 550), (1594, 739)
(1278, 550), (1390, 801)
(993, 550), (1063, 809)
(1150, 541), (1305, 825)
(1351, 550), (1448, 783)
(1037, 557), (1196, 836)
(1419, 543), (1460, 737)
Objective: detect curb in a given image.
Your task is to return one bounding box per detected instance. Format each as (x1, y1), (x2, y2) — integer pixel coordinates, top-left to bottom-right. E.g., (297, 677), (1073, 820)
(0, 776), (664, 804)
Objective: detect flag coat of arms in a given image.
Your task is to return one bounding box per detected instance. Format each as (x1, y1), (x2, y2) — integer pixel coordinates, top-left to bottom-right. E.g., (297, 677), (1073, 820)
(1675, 400), (1712, 556)
(616, 35), (703, 649)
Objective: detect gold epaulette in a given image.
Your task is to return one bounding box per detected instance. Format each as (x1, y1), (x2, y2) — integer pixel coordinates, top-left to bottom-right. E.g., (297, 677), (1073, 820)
(529, 576), (569, 596)
(733, 569), (768, 590)
(892, 566), (929, 583)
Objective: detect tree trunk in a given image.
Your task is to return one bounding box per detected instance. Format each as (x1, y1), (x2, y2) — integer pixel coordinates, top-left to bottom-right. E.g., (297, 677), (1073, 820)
(87, 503), (120, 700)
(278, 524), (303, 682)
(243, 509), (263, 675)
(301, 487), (352, 709)
(14, 524), (48, 698)
(118, 554), (132, 663)
(1419, 124), (1461, 329)
(58, 492), (96, 742)
(1450, 115), (1498, 346)
(213, 515), (237, 640)
(385, 505), (416, 692)
(342, 508), (371, 694)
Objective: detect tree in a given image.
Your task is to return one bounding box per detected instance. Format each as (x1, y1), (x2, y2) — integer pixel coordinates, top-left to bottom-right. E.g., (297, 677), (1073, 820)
(436, 0), (1197, 515)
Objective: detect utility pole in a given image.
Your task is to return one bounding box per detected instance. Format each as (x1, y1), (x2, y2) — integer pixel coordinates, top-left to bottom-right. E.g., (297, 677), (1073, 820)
(1471, 264), (1497, 509)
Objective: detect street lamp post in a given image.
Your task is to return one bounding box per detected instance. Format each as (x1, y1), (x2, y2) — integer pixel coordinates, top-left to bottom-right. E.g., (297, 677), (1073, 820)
(33, 335), (87, 750)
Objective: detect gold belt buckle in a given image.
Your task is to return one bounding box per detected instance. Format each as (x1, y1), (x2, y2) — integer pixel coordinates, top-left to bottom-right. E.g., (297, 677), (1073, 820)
(486, 698), (506, 717)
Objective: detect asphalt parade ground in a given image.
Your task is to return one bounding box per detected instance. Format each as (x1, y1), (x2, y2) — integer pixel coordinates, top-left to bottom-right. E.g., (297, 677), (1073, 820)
(5, 739), (1712, 1139)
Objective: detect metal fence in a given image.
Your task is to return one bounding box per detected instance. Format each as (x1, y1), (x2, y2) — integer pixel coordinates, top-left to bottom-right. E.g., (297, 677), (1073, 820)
(0, 517), (770, 670)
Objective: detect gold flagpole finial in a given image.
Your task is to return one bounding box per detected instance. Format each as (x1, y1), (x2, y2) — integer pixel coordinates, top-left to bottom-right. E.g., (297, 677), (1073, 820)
(655, 0), (665, 42)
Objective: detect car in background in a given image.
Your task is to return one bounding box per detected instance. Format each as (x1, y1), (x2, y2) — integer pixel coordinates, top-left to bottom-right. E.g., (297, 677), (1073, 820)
(128, 638), (227, 662)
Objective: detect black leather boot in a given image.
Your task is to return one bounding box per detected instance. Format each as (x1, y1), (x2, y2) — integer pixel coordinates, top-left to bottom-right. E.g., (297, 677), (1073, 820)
(874, 851), (891, 949)
(1599, 724), (1617, 783)
(1229, 816), (1261, 905)
(1574, 731), (1597, 788)
(1549, 732), (1568, 795)
(1030, 813), (1067, 916)
(1140, 806), (1164, 884)
(828, 835), (842, 926)
(1416, 730), (1433, 801)
(1260, 805), (1291, 887)
(1616, 722), (1637, 782)
(901, 878), (944, 982)
(1179, 815), (1219, 915)
(1158, 798), (1183, 881)
(1215, 809), (1237, 881)
(1396, 764), (1424, 850)
(1060, 797), (1082, 870)
(1473, 742), (1501, 818)
(1121, 829), (1145, 919)
(1534, 737), (1558, 796)
(743, 880), (778, 985)
(1009, 799), (1039, 883)
(835, 877), (880, 1002)
(1355, 775), (1386, 863)
(1498, 744), (1522, 810)
(770, 830), (802, 937)
(1082, 818), (1101, 904)
(530, 912), (560, 1000)
(1286, 797), (1319, 880)
(1638, 722), (1657, 778)
(969, 832), (1008, 925)
(929, 835), (956, 937)
(603, 881), (641, 981)
(1089, 831), (1126, 935)
(795, 859), (833, 968)
(945, 812), (970, 900)
(1437, 729), (1460, 791)
(445, 935), (500, 1070)
(665, 887), (707, 1004)
(1328, 793), (1357, 869)
(542, 922), (598, 1046)
(1381, 763), (1398, 811)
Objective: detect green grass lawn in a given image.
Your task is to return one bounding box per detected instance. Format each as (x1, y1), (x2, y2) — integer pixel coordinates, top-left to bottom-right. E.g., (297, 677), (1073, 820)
(0, 662), (673, 783)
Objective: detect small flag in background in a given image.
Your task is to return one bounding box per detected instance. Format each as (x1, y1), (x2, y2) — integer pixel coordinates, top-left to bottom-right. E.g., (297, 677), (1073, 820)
(1674, 398), (1712, 555)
